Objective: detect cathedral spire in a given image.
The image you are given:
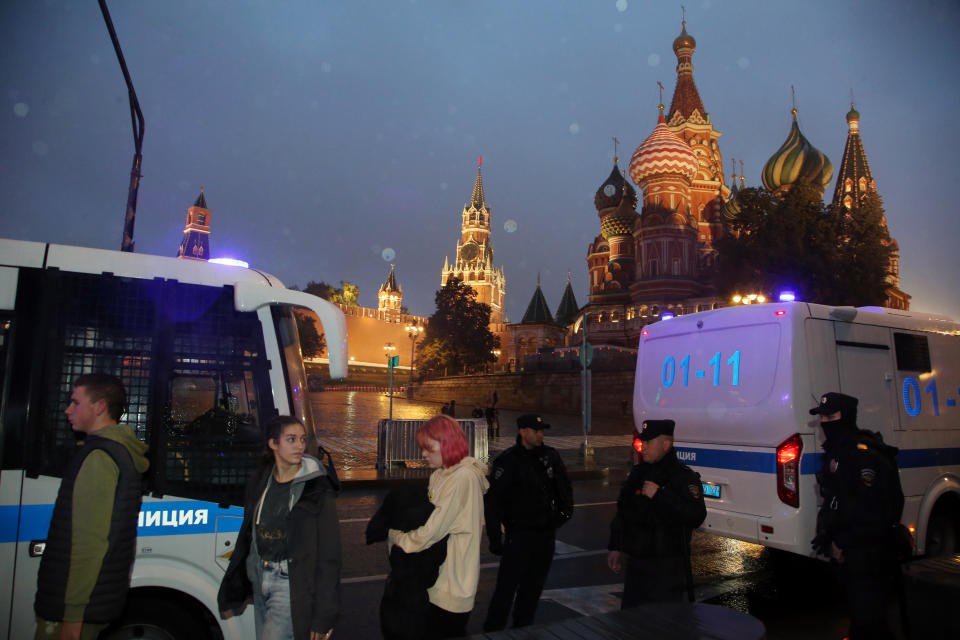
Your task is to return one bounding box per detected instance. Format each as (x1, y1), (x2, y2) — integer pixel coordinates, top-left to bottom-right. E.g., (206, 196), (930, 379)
(667, 15), (706, 123)
(831, 100), (875, 211)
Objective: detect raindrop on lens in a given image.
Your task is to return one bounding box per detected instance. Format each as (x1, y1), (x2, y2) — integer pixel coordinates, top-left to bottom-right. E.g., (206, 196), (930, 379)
(13, 102), (29, 117)
(616, 0), (628, 12)
(504, 220), (518, 233)
(647, 54), (660, 67)
(382, 248), (396, 261)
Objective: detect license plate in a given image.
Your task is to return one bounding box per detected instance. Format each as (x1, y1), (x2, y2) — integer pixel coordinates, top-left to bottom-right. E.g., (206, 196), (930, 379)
(702, 482), (721, 499)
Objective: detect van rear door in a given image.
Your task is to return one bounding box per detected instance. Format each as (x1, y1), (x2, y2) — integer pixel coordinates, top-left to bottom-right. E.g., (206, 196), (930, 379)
(834, 321), (898, 432)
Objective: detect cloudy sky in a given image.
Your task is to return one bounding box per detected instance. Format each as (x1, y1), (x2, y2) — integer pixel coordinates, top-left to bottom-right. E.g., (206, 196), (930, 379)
(3, 0), (959, 321)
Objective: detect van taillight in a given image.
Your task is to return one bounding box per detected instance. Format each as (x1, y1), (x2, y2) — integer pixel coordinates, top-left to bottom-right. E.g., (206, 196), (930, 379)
(776, 434), (802, 508)
(633, 438), (643, 454)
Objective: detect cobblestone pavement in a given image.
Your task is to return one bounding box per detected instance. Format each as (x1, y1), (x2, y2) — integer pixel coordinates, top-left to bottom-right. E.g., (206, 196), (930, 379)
(310, 390), (636, 478)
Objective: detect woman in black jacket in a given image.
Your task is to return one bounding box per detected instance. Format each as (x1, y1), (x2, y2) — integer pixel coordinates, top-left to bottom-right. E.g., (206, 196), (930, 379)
(218, 416), (341, 640)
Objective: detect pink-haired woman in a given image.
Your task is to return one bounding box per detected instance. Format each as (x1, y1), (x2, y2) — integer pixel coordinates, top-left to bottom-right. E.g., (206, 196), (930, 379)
(389, 415), (489, 639)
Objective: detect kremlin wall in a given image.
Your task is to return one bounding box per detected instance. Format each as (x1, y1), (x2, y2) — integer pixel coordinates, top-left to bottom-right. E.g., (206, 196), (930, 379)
(175, 18), (906, 407)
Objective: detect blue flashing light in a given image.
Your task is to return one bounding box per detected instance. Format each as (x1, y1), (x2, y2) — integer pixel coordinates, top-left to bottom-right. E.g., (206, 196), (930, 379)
(210, 257), (249, 268)
(778, 290), (796, 302)
(661, 312), (675, 320)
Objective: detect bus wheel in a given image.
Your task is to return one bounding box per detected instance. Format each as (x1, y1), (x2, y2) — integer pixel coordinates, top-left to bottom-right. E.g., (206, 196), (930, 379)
(101, 597), (205, 640)
(925, 510), (958, 557)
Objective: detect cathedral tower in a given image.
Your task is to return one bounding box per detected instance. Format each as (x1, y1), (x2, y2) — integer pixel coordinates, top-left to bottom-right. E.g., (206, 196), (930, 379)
(441, 159), (506, 324)
(762, 104), (833, 196)
(665, 19), (730, 263)
(831, 103), (909, 309)
(177, 188), (211, 261)
(588, 154), (638, 303)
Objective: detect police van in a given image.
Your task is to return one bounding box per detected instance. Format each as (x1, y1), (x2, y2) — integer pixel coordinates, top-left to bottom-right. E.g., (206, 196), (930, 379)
(0, 238), (348, 639)
(632, 301), (960, 558)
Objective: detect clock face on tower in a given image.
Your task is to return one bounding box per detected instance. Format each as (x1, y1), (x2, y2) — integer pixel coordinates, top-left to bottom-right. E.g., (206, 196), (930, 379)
(460, 241), (480, 261)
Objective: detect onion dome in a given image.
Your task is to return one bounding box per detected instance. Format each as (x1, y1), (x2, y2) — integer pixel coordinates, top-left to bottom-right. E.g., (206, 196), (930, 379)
(673, 21), (696, 53)
(762, 109), (833, 192)
(721, 193), (741, 221)
(629, 108), (699, 186)
(600, 185), (638, 240)
(846, 106), (860, 123)
(594, 161), (638, 211)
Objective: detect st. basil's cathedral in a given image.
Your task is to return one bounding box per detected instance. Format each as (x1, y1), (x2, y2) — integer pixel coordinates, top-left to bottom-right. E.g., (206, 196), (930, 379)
(503, 18), (908, 367)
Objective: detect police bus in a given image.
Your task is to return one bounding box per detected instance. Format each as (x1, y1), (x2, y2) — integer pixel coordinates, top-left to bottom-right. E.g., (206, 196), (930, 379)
(632, 301), (960, 558)
(0, 238), (348, 639)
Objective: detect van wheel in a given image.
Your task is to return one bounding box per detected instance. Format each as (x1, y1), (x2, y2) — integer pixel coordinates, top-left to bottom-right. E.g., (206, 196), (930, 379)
(100, 598), (205, 640)
(925, 510), (958, 557)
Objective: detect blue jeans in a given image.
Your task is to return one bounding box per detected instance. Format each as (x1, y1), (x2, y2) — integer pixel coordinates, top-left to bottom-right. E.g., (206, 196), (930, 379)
(254, 560), (294, 640)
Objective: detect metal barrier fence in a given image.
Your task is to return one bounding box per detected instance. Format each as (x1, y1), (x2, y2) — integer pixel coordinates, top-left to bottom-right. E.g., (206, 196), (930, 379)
(376, 419), (488, 469)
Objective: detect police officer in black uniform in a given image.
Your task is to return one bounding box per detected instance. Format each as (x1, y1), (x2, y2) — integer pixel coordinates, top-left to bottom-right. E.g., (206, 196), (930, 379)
(607, 419), (706, 608)
(810, 392), (904, 640)
(482, 413), (573, 631)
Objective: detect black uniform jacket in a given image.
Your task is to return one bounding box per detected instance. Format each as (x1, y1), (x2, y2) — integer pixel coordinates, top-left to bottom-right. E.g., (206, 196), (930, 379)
(608, 450), (706, 558)
(485, 442), (574, 544)
(816, 429), (903, 551)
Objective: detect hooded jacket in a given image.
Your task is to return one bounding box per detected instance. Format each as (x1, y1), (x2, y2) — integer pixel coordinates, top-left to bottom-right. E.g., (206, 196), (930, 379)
(389, 456), (489, 613)
(35, 423), (150, 623)
(218, 455), (341, 640)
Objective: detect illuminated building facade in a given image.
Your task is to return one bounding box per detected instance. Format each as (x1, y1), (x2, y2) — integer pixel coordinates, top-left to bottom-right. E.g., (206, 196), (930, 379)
(176, 189), (211, 261)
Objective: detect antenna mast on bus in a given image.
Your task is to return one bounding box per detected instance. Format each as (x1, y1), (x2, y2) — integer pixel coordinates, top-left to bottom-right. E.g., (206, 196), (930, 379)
(98, 0), (144, 253)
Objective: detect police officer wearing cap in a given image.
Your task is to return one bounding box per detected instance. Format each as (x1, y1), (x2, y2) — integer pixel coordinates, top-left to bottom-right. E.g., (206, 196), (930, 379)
(810, 392), (904, 640)
(607, 419), (706, 608)
(482, 413), (573, 631)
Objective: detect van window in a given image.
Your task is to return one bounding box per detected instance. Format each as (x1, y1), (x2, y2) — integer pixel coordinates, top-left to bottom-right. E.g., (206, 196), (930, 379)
(894, 333), (931, 372)
(26, 271), (274, 507)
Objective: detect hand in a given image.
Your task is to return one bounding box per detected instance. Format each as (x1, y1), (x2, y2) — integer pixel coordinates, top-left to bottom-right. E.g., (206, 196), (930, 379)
(831, 542), (844, 563)
(58, 621), (82, 640)
(310, 629), (333, 640)
(641, 480), (660, 499)
(811, 534), (829, 556)
(488, 536), (503, 556)
(607, 550), (623, 574)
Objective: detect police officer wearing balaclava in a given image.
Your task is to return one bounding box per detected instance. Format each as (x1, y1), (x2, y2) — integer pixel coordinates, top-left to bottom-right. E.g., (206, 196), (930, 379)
(607, 419), (706, 608)
(810, 392), (904, 640)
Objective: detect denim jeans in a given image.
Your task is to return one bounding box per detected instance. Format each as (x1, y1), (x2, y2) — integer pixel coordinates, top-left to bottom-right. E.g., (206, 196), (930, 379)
(254, 560), (294, 640)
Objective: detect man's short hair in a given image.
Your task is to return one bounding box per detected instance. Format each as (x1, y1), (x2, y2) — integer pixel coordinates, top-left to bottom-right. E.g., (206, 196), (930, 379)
(74, 374), (127, 422)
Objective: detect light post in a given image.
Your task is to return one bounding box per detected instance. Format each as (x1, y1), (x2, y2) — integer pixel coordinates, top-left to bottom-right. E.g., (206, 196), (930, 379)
(490, 349), (501, 373)
(384, 342), (397, 419)
(578, 312), (595, 460)
(405, 323), (423, 389)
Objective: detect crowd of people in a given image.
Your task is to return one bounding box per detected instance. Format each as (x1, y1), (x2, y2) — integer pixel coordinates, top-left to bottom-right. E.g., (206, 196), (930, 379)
(36, 374), (905, 640)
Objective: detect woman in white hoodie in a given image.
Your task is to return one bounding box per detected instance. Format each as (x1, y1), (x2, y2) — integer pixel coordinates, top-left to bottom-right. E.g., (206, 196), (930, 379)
(389, 415), (489, 639)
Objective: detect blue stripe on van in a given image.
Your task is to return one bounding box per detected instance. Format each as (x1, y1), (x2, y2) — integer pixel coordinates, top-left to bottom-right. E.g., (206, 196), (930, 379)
(0, 501), (244, 543)
(674, 447), (960, 476)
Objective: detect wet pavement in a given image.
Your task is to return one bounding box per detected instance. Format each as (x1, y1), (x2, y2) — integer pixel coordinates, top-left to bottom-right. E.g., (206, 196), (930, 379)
(315, 391), (903, 640)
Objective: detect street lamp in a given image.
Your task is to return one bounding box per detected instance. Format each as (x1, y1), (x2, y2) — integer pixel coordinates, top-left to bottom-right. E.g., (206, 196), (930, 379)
(405, 323), (423, 386)
(489, 349), (501, 373)
(383, 342), (397, 419)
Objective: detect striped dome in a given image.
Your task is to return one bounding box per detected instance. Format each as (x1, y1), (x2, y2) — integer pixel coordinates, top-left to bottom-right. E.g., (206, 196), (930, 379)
(762, 111), (833, 192)
(629, 112), (698, 185)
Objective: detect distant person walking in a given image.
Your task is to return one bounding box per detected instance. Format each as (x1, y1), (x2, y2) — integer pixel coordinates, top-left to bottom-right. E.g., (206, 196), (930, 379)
(218, 416), (341, 640)
(34, 374), (149, 640)
(607, 419), (705, 608)
(389, 415), (489, 639)
(483, 414), (573, 630)
(810, 392), (905, 640)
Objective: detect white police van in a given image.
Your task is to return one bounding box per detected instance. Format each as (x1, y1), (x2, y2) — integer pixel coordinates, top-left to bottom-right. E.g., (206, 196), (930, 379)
(0, 238), (348, 639)
(633, 301), (960, 558)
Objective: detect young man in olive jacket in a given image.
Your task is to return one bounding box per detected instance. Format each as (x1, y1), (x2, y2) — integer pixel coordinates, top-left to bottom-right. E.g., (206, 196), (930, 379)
(607, 419), (706, 608)
(34, 374), (149, 640)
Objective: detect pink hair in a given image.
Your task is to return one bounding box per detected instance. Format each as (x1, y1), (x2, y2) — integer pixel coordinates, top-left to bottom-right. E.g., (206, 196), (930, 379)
(416, 415), (469, 468)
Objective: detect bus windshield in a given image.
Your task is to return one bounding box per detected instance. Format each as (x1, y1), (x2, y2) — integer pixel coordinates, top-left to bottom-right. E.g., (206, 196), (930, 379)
(272, 305), (316, 435)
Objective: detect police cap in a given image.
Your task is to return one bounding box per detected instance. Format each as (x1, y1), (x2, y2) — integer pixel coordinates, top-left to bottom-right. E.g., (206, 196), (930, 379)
(809, 392), (858, 417)
(638, 419), (675, 441)
(517, 413), (551, 430)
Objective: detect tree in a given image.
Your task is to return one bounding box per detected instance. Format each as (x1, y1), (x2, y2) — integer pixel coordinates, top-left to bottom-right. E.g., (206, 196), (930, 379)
(416, 278), (500, 376)
(293, 309), (326, 358)
(715, 184), (892, 306)
(301, 280), (360, 306)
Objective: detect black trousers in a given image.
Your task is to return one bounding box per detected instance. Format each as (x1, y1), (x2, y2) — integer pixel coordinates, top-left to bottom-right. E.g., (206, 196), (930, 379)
(483, 529), (556, 630)
(425, 602), (470, 640)
(621, 554), (687, 609)
(840, 547), (897, 640)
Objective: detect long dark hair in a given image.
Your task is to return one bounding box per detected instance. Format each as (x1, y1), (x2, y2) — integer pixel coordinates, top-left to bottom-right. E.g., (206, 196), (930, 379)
(261, 415), (306, 464)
